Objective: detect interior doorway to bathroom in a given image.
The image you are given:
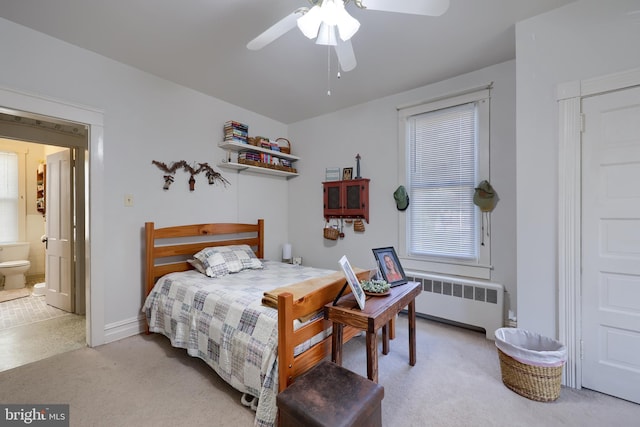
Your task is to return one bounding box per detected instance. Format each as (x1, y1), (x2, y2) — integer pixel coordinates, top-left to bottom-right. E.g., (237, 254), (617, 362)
(0, 111), (88, 371)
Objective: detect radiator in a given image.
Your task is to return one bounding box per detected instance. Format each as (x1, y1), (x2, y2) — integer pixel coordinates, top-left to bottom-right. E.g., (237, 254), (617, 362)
(406, 271), (504, 340)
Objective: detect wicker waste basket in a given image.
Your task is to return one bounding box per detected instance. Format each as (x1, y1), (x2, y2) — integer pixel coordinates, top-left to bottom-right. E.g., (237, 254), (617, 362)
(495, 328), (567, 402)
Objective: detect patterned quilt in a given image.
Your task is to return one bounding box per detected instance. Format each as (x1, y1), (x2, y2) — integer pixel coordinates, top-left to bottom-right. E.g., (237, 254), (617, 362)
(143, 261), (336, 427)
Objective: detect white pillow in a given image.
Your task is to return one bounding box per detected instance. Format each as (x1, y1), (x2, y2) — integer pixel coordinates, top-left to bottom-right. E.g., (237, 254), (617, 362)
(193, 244), (262, 278)
(187, 258), (207, 275)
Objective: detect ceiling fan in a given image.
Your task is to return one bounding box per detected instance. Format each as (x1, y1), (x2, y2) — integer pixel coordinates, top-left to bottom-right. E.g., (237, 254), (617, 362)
(247, 0), (450, 72)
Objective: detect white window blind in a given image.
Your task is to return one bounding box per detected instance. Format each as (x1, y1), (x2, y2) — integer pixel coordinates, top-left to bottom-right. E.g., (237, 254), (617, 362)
(0, 151), (19, 243)
(408, 102), (478, 260)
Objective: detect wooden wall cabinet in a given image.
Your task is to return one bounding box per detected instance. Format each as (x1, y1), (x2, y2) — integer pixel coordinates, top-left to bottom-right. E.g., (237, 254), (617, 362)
(323, 178), (369, 223)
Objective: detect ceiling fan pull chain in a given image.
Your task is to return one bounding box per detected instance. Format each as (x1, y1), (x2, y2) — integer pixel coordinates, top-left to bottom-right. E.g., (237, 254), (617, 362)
(327, 44), (332, 96)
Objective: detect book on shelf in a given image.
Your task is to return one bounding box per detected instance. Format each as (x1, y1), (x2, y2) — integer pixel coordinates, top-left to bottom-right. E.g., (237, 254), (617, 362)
(224, 120), (248, 131)
(224, 129), (248, 137)
(224, 136), (248, 144)
(239, 152), (261, 161)
(223, 120), (249, 144)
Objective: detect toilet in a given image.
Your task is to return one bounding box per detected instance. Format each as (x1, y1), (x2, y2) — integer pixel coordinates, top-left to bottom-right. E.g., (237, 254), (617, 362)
(0, 242), (31, 290)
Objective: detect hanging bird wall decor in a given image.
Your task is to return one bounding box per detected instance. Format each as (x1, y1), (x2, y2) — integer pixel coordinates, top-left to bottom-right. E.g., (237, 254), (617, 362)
(152, 160), (229, 191)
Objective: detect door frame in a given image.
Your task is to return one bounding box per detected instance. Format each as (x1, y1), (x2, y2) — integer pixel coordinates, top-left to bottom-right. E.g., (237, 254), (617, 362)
(0, 86), (105, 347)
(557, 67), (640, 388)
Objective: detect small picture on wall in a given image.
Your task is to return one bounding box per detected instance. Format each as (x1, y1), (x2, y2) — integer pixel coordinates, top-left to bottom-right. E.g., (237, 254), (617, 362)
(342, 167), (353, 180)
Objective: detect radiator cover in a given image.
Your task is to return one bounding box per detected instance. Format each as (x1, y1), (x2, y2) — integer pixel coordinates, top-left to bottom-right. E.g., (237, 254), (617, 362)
(406, 272), (504, 340)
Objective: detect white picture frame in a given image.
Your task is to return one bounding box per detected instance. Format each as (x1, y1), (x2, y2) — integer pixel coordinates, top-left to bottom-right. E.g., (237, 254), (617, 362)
(325, 167), (341, 181)
(338, 255), (366, 310)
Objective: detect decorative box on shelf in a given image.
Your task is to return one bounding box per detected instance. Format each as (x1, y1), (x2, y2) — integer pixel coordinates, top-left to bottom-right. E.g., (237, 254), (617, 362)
(218, 141), (300, 178)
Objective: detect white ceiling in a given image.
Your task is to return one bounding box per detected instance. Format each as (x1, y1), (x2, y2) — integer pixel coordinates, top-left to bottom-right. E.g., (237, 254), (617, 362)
(0, 0), (575, 124)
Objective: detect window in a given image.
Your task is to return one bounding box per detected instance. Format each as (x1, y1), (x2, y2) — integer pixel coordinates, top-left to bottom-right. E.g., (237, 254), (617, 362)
(0, 151), (19, 243)
(398, 88), (491, 279)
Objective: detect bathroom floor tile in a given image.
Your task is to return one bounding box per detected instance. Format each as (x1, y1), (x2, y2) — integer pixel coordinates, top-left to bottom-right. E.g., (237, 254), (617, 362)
(0, 286), (86, 372)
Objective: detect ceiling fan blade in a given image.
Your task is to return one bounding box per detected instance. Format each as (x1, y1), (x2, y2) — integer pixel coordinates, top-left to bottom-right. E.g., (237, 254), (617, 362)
(361, 0), (450, 16)
(335, 38), (357, 72)
(247, 8), (308, 50)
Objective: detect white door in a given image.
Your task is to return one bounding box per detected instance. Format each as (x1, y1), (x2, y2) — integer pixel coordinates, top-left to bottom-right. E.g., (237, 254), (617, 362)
(581, 85), (640, 403)
(45, 149), (74, 312)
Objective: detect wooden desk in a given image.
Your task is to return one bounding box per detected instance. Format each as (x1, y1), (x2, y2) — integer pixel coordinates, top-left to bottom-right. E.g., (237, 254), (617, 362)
(324, 281), (422, 383)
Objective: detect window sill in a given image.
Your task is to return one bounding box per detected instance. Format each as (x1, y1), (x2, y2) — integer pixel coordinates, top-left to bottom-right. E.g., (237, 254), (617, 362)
(400, 258), (492, 280)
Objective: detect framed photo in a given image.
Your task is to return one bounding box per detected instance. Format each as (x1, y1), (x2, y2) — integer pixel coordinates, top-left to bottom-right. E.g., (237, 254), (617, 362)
(372, 247), (407, 287)
(325, 167), (341, 181)
(342, 167), (353, 180)
(338, 255), (366, 310)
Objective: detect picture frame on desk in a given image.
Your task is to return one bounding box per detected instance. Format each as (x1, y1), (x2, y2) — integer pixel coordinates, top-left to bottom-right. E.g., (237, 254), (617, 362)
(338, 255), (366, 310)
(372, 247), (408, 287)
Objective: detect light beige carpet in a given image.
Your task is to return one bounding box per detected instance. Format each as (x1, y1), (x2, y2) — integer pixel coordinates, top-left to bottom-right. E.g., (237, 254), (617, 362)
(0, 316), (639, 426)
(0, 288), (30, 303)
(0, 314), (86, 371)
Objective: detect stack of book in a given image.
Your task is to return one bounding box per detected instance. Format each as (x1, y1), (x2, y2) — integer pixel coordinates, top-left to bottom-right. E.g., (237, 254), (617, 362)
(224, 121), (248, 144)
(238, 152), (261, 162)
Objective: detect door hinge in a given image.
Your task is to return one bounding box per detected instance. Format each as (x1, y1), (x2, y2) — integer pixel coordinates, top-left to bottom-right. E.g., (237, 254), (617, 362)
(580, 339), (584, 360)
(580, 113), (585, 133)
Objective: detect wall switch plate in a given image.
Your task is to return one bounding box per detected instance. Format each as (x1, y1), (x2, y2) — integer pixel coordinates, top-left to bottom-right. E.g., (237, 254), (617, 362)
(124, 194), (134, 207)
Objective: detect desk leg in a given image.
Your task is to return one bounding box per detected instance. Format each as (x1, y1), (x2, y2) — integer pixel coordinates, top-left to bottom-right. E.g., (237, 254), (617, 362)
(366, 331), (379, 383)
(389, 315), (396, 340)
(408, 299), (416, 366)
(332, 322), (343, 366)
(382, 323), (389, 355)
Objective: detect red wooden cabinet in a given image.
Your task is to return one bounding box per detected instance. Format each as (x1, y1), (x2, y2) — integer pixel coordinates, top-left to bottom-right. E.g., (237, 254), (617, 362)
(323, 178), (369, 223)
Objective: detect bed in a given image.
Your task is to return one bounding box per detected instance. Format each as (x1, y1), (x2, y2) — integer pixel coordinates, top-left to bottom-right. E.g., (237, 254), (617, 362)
(142, 219), (368, 427)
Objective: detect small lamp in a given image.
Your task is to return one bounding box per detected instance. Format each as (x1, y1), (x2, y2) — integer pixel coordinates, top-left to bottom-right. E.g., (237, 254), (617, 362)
(282, 243), (292, 263)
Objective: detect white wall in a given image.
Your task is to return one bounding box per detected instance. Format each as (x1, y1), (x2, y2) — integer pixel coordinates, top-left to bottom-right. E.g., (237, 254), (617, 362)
(7, 0), (628, 344)
(0, 17), (289, 342)
(288, 60), (518, 318)
(516, 0), (640, 338)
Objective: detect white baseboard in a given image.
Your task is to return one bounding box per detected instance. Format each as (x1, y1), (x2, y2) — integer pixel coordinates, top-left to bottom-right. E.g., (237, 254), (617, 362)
(103, 315), (146, 344)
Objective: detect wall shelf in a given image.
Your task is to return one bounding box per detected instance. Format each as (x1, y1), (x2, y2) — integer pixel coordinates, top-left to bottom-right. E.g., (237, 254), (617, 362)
(218, 161), (299, 178)
(218, 140), (300, 178)
(36, 164), (46, 215)
(219, 141), (300, 161)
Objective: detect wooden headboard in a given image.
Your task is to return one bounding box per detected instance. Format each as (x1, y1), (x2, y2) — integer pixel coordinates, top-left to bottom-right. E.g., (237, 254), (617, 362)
(144, 219), (264, 297)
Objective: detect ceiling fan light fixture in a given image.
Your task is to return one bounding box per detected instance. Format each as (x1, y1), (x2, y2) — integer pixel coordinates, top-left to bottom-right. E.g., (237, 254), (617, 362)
(298, 0), (360, 42)
(335, 7), (360, 41)
(315, 22), (337, 46)
(297, 5), (323, 39)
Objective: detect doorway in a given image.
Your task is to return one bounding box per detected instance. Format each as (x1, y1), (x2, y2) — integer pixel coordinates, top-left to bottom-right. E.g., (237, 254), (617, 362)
(558, 67), (640, 403)
(580, 84), (640, 403)
(0, 87), (105, 347)
(0, 118), (87, 370)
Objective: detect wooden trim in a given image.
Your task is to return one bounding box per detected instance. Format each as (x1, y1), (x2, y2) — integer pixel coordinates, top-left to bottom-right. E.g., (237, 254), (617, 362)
(558, 96), (581, 388)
